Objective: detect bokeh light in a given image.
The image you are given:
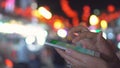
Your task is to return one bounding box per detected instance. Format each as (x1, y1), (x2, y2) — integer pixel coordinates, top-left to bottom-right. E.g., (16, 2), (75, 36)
(57, 29), (67, 38)
(107, 32), (115, 39)
(102, 32), (107, 39)
(5, 59), (13, 68)
(83, 5), (90, 12)
(89, 15), (99, 26)
(26, 44), (38, 52)
(117, 18), (120, 26)
(117, 42), (120, 49)
(93, 9), (100, 15)
(107, 4), (115, 13)
(117, 34), (120, 41)
(38, 7), (52, 19)
(31, 2), (38, 10)
(90, 29), (101, 33)
(54, 19), (64, 29)
(100, 20), (108, 30)
(82, 5), (91, 22)
(25, 36), (36, 45)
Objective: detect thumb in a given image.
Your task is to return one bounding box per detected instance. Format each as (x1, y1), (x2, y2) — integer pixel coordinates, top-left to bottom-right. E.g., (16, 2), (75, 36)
(97, 32), (111, 56)
(97, 32), (103, 41)
(97, 32), (116, 60)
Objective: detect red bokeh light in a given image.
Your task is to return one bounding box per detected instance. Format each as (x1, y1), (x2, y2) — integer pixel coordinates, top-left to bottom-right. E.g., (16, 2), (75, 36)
(5, 59), (13, 68)
(107, 5), (115, 13)
(83, 5), (91, 13)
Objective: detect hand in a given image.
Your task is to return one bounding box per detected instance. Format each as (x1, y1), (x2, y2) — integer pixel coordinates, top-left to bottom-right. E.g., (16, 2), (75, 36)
(56, 25), (120, 68)
(68, 26), (119, 62)
(56, 48), (109, 68)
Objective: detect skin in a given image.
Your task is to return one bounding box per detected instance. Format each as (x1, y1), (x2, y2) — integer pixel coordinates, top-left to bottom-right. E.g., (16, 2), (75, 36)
(56, 48), (109, 68)
(55, 25), (120, 68)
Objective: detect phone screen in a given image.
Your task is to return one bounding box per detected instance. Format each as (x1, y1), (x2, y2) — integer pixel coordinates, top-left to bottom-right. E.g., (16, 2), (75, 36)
(45, 40), (95, 56)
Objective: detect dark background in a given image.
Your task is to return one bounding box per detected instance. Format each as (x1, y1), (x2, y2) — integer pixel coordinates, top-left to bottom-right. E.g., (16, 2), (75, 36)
(36, 0), (120, 18)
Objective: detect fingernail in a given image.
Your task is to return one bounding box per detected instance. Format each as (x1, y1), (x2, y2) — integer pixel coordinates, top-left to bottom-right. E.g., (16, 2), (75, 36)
(74, 33), (79, 36)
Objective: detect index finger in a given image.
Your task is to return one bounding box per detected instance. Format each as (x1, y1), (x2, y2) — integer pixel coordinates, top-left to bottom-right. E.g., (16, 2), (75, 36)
(65, 49), (100, 63)
(68, 25), (89, 34)
(67, 26), (89, 39)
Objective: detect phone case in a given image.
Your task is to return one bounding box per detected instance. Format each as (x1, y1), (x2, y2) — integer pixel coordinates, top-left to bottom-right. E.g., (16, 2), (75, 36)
(45, 40), (96, 56)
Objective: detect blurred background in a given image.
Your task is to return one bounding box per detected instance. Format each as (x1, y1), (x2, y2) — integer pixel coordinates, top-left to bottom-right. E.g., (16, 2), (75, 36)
(0, 0), (120, 68)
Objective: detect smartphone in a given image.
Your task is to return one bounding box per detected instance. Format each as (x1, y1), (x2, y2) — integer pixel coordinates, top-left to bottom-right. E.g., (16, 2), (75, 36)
(45, 40), (96, 56)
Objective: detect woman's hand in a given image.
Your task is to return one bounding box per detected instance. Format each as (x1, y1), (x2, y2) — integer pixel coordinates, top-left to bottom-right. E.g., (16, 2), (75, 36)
(56, 48), (109, 68)
(56, 25), (120, 68)
(68, 26), (119, 61)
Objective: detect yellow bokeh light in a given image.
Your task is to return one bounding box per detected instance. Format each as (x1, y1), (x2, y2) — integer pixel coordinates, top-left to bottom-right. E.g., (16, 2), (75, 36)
(32, 10), (40, 17)
(54, 19), (64, 29)
(38, 7), (52, 19)
(100, 20), (108, 30)
(89, 15), (99, 26)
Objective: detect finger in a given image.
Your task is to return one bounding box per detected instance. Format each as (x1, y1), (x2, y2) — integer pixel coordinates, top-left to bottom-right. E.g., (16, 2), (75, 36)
(56, 48), (106, 68)
(55, 48), (85, 66)
(67, 26), (89, 40)
(55, 48), (79, 62)
(65, 48), (97, 63)
(79, 40), (100, 57)
(96, 32), (118, 61)
(71, 32), (99, 55)
(72, 31), (97, 43)
(65, 49), (109, 68)
(78, 39), (98, 51)
(72, 31), (114, 58)
(69, 25), (89, 33)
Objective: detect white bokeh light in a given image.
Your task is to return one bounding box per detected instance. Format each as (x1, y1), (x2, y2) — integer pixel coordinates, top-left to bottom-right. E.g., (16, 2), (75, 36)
(107, 32), (115, 39)
(25, 36), (36, 45)
(57, 29), (67, 38)
(102, 32), (107, 39)
(27, 44), (40, 52)
(117, 42), (120, 49)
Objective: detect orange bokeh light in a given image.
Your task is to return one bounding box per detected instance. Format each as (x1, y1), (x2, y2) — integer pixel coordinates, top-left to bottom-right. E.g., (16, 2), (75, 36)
(5, 59), (13, 68)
